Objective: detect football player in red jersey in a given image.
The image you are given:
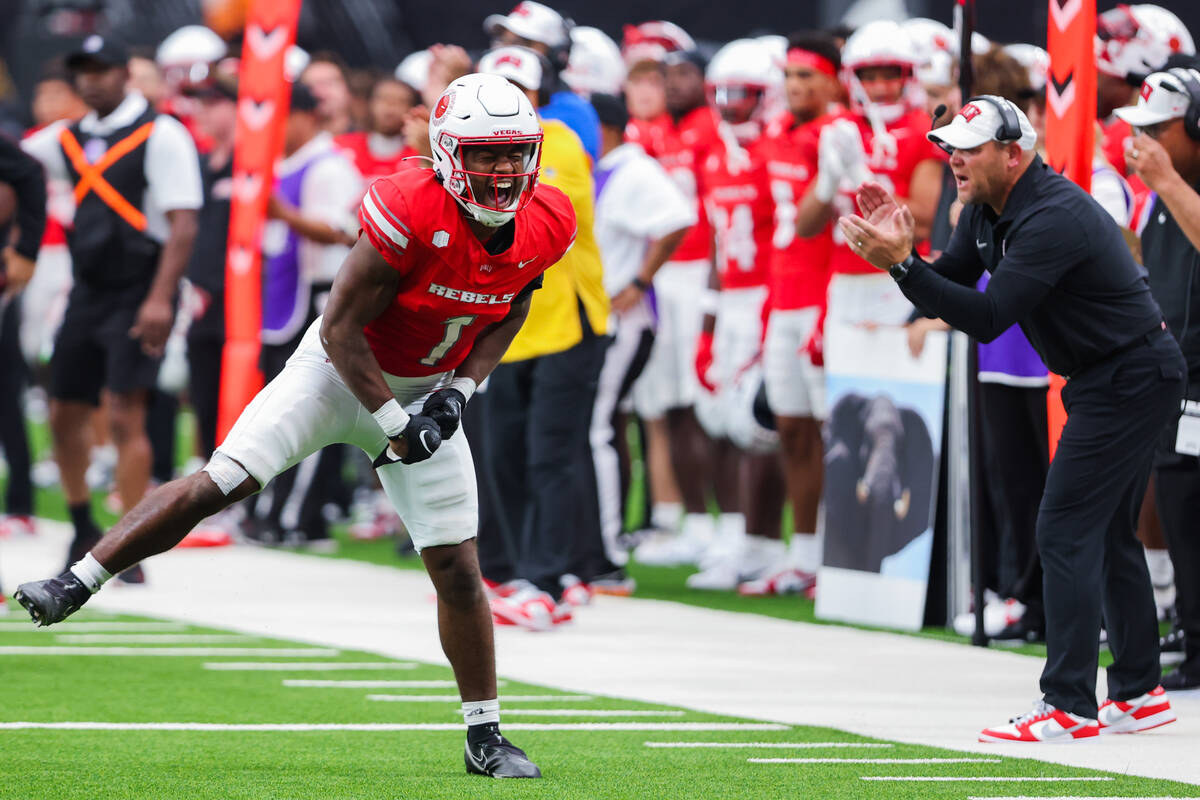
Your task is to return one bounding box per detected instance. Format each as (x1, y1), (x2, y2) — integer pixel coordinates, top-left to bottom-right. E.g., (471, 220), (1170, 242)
(795, 20), (943, 330)
(745, 31), (844, 596)
(685, 38), (788, 591)
(335, 76), (421, 186)
(15, 74), (576, 780)
(631, 46), (731, 568)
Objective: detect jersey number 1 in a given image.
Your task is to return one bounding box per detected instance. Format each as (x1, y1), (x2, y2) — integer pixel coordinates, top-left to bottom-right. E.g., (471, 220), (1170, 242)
(420, 315), (477, 367)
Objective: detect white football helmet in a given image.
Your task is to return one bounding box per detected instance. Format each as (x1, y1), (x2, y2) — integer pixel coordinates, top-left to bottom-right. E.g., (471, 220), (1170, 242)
(726, 364), (779, 455)
(563, 26), (625, 96)
(1097, 4), (1196, 83)
(395, 49), (432, 95)
(902, 18), (955, 56)
(428, 73), (543, 228)
(156, 25), (227, 68)
(707, 38), (782, 128)
(841, 20), (919, 124)
(1004, 43), (1051, 92)
(621, 20), (696, 66)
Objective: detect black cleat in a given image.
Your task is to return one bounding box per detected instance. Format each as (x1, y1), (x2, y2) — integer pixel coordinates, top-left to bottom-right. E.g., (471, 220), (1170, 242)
(464, 733), (541, 778)
(13, 571), (92, 627)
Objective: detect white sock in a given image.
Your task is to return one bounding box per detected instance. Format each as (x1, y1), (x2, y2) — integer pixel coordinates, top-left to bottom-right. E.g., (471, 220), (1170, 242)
(789, 532), (820, 573)
(681, 512), (715, 544)
(462, 698), (500, 727)
(1144, 547), (1174, 587)
(69, 553), (112, 593)
(651, 501), (683, 531)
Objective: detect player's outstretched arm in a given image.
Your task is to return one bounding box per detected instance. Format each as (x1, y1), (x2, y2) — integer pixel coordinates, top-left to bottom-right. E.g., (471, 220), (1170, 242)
(452, 291), (533, 386)
(321, 236), (402, 415)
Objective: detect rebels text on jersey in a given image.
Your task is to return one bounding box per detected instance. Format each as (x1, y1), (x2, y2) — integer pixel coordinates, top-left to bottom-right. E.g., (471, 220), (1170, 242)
(828, 108), (943, 276)
(702, 133), (772, 291)
(634, 107), (722, 263)
(357, 169), (577, 377)
(759, 114), (833, 310)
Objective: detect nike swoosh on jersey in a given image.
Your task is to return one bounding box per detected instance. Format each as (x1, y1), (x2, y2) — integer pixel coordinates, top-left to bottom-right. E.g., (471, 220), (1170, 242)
(518, 257), (537, 269)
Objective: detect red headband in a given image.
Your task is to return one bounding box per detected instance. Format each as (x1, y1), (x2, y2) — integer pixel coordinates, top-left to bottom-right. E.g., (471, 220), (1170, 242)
(786, 48), (836, 78)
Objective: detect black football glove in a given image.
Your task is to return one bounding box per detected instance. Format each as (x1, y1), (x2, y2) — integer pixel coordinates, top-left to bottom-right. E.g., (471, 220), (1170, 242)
(420, 387), (467, 440)
(373, 414), (442, 467)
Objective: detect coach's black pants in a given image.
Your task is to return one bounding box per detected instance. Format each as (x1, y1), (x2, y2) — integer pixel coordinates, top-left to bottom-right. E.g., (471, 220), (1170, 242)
(0, 295), (32, 516)
(475, 318), (606, 599)
(1039, 329), (1184, 717)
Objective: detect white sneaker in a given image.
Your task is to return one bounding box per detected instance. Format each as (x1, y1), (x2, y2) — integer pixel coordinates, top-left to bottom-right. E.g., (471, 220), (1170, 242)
(953, 597), (1026, 637)
(634, 521), (714, 567)
(686, 563), (740, 591)
(1098, 685), (1176, 734)
(979, 699), (1099, 743)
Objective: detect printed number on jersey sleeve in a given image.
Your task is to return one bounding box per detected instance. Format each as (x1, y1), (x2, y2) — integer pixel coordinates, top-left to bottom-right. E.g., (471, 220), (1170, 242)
(420, 315), (477, 367)
(712, 204), (757, 272)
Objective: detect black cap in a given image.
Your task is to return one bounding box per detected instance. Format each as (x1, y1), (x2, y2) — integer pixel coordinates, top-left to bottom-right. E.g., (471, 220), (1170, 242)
(290, 81), (319, 112)
(182, 74), (239, 102)
(663, 48), (707, 73)
(66, 35), (130, 71)
(590, 93), (629, 130)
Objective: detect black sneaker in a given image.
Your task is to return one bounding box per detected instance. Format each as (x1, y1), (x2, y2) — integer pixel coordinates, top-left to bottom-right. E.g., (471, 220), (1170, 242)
(14, 571), (92, 627)
(464, 733), (541, 778)
(1160, 667), (1200, 691)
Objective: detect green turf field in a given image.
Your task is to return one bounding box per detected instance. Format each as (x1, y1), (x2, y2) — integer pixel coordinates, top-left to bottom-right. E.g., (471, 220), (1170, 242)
(1, 601), (1196, 800)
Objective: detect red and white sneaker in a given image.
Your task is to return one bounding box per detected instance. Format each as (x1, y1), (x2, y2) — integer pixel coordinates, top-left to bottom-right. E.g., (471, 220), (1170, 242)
(0, 515), (36, 537)
(738, 568), (816, 596)
(560, 575), (593, 607)
(489, 584), (572, 631)
(979, 700), (1099, 743)
(0, 593), (9, 615)
(1098, 685), (1176, 734)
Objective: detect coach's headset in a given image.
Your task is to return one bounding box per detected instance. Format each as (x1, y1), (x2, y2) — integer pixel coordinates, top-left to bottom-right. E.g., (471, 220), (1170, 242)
(931, 95), (1023, 144)
(1162, 67), (1200, 142)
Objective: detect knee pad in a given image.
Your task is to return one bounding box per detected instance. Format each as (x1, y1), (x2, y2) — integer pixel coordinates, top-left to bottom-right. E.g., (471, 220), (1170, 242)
(203, 451), (250, 495)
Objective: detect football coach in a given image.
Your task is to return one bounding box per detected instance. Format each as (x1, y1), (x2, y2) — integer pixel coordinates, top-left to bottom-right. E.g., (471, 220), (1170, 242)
(839, 95), (1186, 742)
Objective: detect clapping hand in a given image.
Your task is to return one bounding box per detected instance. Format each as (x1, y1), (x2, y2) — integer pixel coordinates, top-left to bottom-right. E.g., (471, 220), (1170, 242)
(837, 182), (915, 270)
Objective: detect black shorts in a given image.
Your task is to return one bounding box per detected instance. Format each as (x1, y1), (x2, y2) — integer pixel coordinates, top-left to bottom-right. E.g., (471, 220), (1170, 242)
(50, 283), (163, 405)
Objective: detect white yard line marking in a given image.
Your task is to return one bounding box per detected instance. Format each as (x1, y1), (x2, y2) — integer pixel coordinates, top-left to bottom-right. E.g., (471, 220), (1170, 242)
(0, 722), (790, 732)
(862, 777), (1114, 783)
(205, 662), (416, 671)
(645, 742), (893, 749)
(283, 679), (506, 689)
(499, 709), (685, 717)
(56, 634), (256, 644)
(967, 797), (1192, 799)
(0, 622), (188, 632)
(0, 647), (339, 657)
(751, 757), (1001, 764)
(369, 694), (592, 702)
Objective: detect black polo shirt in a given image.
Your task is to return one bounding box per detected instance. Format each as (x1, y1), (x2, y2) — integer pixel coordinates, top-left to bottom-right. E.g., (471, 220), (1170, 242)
(1141, 189), (1200, 379)
(896, 155), (1163, 377)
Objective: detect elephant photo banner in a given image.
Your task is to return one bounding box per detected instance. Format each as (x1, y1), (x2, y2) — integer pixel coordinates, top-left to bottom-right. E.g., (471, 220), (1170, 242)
(816, 323), (947, 631)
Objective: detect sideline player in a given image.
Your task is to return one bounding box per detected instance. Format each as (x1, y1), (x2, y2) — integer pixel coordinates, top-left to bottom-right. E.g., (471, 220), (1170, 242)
(16, 73), (575, 779)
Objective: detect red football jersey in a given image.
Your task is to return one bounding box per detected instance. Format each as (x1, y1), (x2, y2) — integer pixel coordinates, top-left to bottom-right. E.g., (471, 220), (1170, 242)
(335, 132), (420, 186)
(702, 132), (772, 291)
(358, 169), (577, 377)
(828, 109), (944, 276)
(759, 114), (833, 310)
(634, 107), (721, 263)
(1101, 116), (1131, 177)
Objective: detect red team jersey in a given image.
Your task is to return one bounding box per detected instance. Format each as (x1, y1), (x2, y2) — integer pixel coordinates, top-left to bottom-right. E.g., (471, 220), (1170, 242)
(702, 132), (772, 291)
(828, 108), (943, 276)
(357, 169), (577, 377)
(335, 132), (419, 186)
(759, 114), (833, 310)
(629, 107), (722, 263)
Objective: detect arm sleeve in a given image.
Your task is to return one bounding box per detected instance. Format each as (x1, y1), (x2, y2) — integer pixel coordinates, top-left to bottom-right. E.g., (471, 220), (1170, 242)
(0, 135), (46, 260)
(145, 115), (203, 211)
(624, 159), (699, 239)
(898, 209), (1085, 342)
(358, 178), (416, 274)
(303, 155), (364, 234)
(926, 207), (988, 287)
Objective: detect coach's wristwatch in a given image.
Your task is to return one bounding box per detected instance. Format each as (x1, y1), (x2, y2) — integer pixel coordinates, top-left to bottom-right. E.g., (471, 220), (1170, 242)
(889, 254), (915, 282)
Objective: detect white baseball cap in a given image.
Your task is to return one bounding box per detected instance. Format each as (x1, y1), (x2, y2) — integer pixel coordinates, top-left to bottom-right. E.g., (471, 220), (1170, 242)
(484, 2), (568, 49)
(927, 95), (1039, 152)
(1114, 68), (1199, 127)
(477, 45), (544, 92)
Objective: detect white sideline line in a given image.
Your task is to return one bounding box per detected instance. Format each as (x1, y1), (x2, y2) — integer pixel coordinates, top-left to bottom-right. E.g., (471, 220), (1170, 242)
(499, 709), (685, 717)
(645, 742), (893, 749)
(0, 622), (188, 632)
(369, 695), (592, 703)
(0, 722), (790, 732)
(0, 647), (339, 657)
(283, 680), (506, 689)
(751, 757), (1001, 764)
(205, 662), (416, 671)
(55, 634), (256, 644)
(862, 777), (1114, 783)
(967, 797), (1192, 799)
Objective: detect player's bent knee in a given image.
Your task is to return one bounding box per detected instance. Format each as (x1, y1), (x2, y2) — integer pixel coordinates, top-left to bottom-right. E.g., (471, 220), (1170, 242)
(201, 452), (259, 499)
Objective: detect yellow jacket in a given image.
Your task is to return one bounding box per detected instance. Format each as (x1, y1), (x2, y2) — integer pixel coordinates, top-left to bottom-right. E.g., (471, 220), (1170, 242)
(503, 118), (609, 362)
